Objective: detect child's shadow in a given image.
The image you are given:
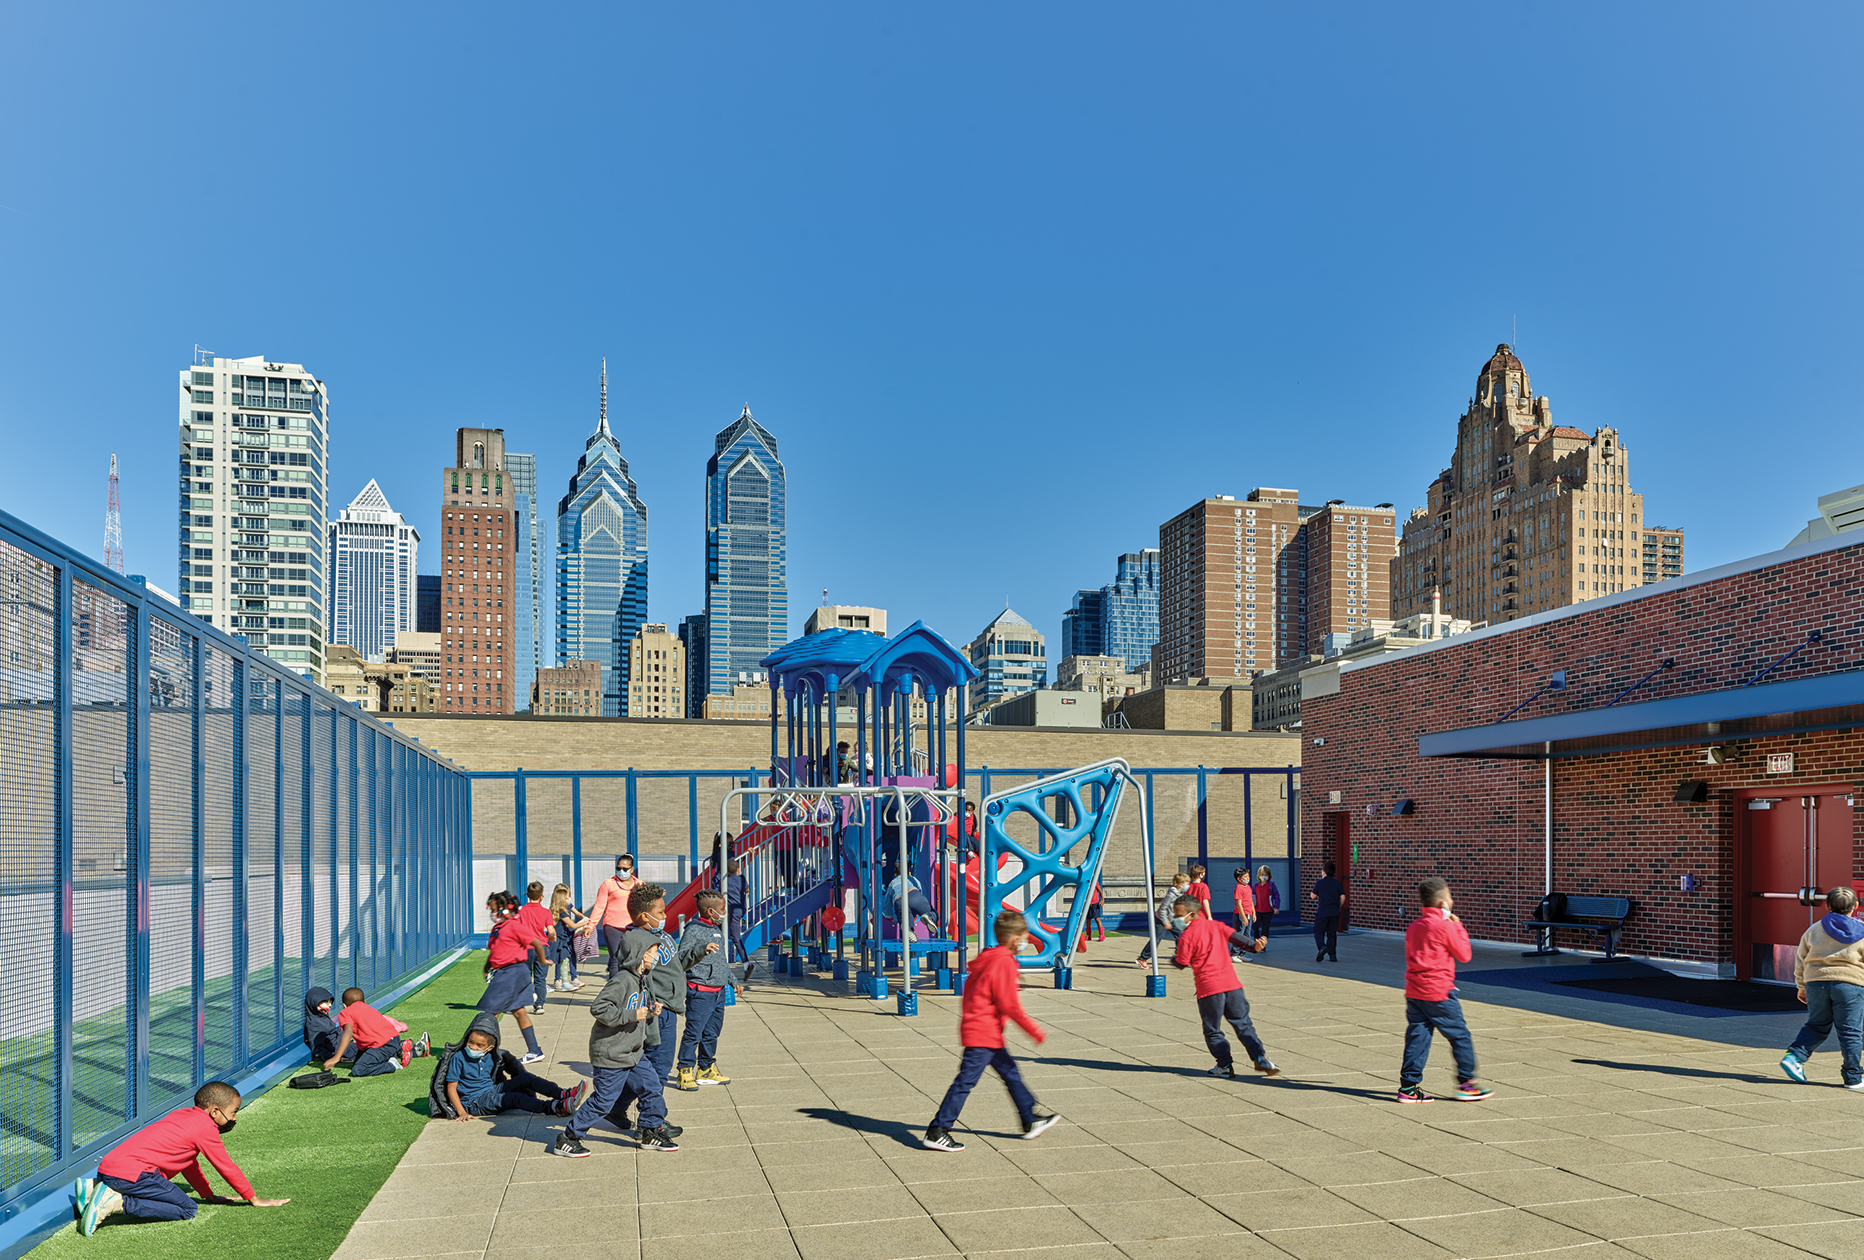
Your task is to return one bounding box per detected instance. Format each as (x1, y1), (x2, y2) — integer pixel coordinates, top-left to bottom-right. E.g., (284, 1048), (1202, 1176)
(795, 1106), (924, 1150)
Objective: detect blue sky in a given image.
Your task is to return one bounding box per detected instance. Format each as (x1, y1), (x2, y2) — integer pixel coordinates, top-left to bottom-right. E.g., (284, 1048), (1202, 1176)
(2, 3), (1859, 658)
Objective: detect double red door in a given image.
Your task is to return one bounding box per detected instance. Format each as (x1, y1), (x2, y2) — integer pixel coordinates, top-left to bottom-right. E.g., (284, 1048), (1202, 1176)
(1743, 788), (1855, 982)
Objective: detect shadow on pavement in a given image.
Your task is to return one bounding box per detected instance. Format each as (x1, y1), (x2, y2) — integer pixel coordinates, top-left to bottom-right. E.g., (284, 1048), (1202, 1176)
(796, 1105), (925, 1149)
(1570, 1058), (1778, 1084)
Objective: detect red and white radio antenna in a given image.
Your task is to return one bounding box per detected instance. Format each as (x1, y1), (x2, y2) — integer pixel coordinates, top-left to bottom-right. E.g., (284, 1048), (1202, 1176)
(104, 453), (124, 573)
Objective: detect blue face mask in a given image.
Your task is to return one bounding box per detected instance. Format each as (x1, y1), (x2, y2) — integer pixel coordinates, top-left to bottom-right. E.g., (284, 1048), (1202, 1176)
(462, 1046), (488, 1061)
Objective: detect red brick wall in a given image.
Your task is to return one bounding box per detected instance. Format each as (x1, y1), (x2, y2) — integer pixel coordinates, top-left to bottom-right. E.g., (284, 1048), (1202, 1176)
(1302, 538), (1864, 964)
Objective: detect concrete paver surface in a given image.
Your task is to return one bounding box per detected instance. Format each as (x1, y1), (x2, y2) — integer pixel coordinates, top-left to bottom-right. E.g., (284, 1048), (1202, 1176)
(336, 934), (1864, 1260)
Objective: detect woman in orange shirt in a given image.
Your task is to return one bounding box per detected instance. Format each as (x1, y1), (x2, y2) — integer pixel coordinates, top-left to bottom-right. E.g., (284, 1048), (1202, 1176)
(590, 854), (642, 977)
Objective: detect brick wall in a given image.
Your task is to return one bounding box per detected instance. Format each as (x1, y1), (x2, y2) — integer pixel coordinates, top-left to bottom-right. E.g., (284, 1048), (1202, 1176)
(1302, 535), (1864, 964)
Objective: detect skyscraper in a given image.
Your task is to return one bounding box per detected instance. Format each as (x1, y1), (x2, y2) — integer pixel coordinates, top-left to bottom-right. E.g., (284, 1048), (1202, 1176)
(328, 479), (420, 662)
(416, 574), (441, 633)
(704, 406), (788, 696)
(439, 428), (517, 713)
(556, 363), (648, 716)
(967, 609), (1047, 712)
(506, 450), (548, 711)
(1061, 550), (1159, 671)
(176, 351), (329, 683)
(1390, 344), (1685, 625)
(677, 613), (707, 718)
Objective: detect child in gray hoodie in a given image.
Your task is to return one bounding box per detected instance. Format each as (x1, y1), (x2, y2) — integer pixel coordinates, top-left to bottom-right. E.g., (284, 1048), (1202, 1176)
(1783, 885), (1864, 1088)
(552, 931), (679, 1156)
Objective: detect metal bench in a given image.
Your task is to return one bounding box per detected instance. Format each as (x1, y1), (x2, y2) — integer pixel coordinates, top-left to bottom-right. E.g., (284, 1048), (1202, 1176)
(1520, 894), (1634, 961)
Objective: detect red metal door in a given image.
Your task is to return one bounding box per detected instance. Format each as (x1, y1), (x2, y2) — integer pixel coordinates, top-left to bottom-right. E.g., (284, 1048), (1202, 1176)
(1331, 814), (1352, 932)
(1744, 790), (1856, 982)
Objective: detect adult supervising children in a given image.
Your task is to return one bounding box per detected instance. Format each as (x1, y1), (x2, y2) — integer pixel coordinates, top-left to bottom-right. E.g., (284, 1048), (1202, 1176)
(1310, 861), (1344, 962)
(1172, 895), (1277, 1080)
(591, 855), (643, 977)
(1397, 877), (1492, 1103)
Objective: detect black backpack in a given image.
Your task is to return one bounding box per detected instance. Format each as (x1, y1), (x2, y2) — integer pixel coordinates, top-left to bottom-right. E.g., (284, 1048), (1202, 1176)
(288, 1070), (349, 1089)
(1532, 893), (1567, 922)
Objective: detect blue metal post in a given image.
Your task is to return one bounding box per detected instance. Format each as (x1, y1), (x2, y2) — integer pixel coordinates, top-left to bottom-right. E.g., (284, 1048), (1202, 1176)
(191, 633), (205, 1088)
(52, 564), (73, 1155)
(625, 769), (637, 861)
(572, 776), (584, 904)
(1196, 766), (1208, 867)
(231, 654), (249, 1067)
(348, 717), (360, 991)
(515, 769), (529, 897)
(1242, 769), (1253, 877)
(687, 774), (698, 885)
(130, 600), (152, 1120)
(272, 676), (285, 1051)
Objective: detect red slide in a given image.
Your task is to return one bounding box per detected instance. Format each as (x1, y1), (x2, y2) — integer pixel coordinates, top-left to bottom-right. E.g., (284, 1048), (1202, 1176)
(662, 821), (828, 929)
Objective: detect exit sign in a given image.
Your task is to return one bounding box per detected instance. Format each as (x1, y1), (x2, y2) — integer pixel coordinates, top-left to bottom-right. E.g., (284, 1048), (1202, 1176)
(1767, 753), (1795, 775)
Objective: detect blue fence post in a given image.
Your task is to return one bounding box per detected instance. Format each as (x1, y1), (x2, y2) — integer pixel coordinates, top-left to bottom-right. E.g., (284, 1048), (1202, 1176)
(52, 563), (73, 1159)
(130, 598), (152, 1121)
(190, 632), (206, 1089)
(688, 774), (699, 884)
(347, 717), (360, 991)
(232, 652), (249, 1070)
(272, 676), (285, 1056)
(300, 692), (315, 1000)
(1196, 766), (1208, 868)
(515, 769), (529, 896)
(625, 769), (637, 861)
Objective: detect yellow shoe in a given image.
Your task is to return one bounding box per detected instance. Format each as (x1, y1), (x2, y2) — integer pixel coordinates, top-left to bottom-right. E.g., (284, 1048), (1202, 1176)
(676, 1067), (699, 1092)
(697, 1065), (730, 1086)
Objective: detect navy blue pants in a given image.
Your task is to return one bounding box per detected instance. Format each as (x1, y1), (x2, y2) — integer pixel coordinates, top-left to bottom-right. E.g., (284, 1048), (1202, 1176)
(1400, 995), (1477, 1088)
(646, 1008), (679, 1085)
(465, 1066), (566, 1116)
(529, 959), (548, 1009)
(1313, 914), (1340, 959)
(352, 1041), (405, 1077)
(1789, 980), (1864, 1085)
(568, 1060), (665, 1138)
(1197, 988), (1266, 1068)
(679, 988), (726, 1070)
(932, 1046), (1037, 1130)
(101, 1172), (197, 1221)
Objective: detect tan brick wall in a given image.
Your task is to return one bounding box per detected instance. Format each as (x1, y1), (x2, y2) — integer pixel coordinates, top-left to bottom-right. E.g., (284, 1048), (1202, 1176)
(388, 715), (1301, 903)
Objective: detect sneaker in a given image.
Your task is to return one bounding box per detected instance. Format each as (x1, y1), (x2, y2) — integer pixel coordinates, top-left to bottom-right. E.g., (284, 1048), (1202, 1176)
(1316, 951), (1326, 962)
(637, 1126), (681, 1153)
(550, 1133), (590, 1158)
(1396, 1086), (1433, 1104)
(1253, 1058), (1281, 1077)
(1021, 1108), (1060, 1139)
(563, 1081), (590, 1114)
(520, 1050), (546, 1065)
(676, 1067), (699, 1092)
(73, 1177), (94, 1219)
(400, 1039), (414, 1068)
(921, 1126), (965, 1152)
(566, 980), (585, 991)
(1207, 1064), (1237, 1079)
(696, 1066), (730, 1086)
(1845, 1081), (1864, 1091)
(531, 1004), (546, 1016)
(80, 1185), (122, 1235)
(1454, 1080), (1493, 1102)
(413, 1032), (431, 1058)
(1781, 1052), (1809, 1084)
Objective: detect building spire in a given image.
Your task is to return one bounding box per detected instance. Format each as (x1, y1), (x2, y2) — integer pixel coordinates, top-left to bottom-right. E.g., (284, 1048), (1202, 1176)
(598, 358), (609, 434)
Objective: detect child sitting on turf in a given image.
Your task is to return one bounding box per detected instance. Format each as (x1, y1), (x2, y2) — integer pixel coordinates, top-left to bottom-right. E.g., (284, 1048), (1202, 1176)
(301, 987), (354, 1066)
(674, 890), (733, 1092)
(440, 1013), (588, 1120)
(323, 987), (430, 1076)
(1397, 877), (1492, 1103)
(76, 1082), (288, 1234)
(922, 909), (1058, 1152)
(552, 932), (677, 1156)
(1171, 895), (1278, 1080)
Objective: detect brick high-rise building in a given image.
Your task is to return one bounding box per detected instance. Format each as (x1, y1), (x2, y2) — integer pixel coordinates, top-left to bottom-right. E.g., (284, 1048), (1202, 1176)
(439, 427), (517, 713)
(1154, 489), (1393, 680)
(625, 622), (684, 719)
(1390, 344), (1685, 626)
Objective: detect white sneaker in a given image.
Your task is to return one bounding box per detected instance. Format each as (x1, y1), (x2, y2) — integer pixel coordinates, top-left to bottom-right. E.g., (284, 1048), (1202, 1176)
(520, 1050), (546, 1065)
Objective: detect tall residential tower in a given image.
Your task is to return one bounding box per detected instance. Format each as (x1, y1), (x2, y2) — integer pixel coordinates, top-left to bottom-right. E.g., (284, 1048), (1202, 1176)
(1061, 549), (1159, 671)
(556, 363), (648, 716)
(704, 406), (788, 697)
(439, 428), (517, 712)
(507, 451), (547, 710)
(328, 479), (419, 661)
(176, 352), (329, 682)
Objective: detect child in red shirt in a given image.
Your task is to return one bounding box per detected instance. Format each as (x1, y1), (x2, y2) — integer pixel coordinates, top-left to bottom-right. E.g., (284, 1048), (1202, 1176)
(1172, 896), (1278, 1079)
(479, 890), (548, 1062)
(1397, 878), (1491, 1103)
(78, 1082), (288, 1233)
(324, 987), (430, 1076)
(1186, 865), (1213, 920)
(922, 910), (1060, 1152)
(517, 881), (556, 1014)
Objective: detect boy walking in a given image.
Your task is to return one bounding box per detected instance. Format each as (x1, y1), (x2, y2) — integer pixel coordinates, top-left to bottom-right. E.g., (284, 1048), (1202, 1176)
(1782, 885), (1864, 1088)
(552, 933), (678, 1155)
(614, 884), (718, 1132)
(1397, 877), (1492, 1103)
(1310, 860), (1345, 962)
(1172, 896), (1278, 1079)
(323, 988), (429, 1076)
(77, 1082), (288, 1233)
(1136, 873), (1191, 965)
(675, 890), (733, 1092)
(922, 909), (1059, 1152)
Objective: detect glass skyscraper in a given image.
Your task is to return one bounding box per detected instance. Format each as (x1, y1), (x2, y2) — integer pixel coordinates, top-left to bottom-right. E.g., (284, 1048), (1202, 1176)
(555, 364), (648, 716)
(506, 451), (548, 710)
(704, 407), (788, 695)
(328, 479), (419, 662)
(1061, 549), (1159, 671)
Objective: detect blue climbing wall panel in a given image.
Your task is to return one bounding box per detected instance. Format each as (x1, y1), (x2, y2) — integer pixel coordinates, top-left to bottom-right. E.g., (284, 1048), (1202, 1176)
(980, 761), (1128, 968)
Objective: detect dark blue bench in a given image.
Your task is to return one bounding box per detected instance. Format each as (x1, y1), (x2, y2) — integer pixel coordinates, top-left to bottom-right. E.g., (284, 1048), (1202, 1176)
(1521, 895), (1634, 962)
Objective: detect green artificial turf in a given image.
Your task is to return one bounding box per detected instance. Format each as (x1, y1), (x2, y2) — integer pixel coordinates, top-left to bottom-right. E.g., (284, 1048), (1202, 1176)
(33, 951), (490, 1260)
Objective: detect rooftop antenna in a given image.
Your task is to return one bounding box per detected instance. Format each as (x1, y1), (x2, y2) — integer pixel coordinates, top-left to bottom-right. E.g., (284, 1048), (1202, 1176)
(821, 587), (829, 606)
(597, 357), (609, 433)
(192, 344), (215, 367)
(104, 453), (123, 573)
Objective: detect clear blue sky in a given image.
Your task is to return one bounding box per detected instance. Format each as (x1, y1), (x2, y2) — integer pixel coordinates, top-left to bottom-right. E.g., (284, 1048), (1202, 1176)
(3, 4), (1859, 658)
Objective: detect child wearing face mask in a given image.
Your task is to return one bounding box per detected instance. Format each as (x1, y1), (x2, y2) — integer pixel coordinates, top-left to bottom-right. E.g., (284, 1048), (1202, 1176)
(77, 1081), (288, 1233)
(440, 1013), (587, 1120)
(591, 855), (643, 977)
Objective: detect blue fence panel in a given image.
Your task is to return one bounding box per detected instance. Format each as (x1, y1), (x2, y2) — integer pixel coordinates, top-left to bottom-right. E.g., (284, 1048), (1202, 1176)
(0, 506), (473, 1251)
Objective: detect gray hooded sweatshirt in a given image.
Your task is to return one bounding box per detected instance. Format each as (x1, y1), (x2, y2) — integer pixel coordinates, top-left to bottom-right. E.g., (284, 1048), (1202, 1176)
(588, 931), (653, 1070)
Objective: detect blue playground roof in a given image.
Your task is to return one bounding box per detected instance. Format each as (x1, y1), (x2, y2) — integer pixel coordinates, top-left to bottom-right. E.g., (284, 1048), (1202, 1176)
(760, 620), (977, 701)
